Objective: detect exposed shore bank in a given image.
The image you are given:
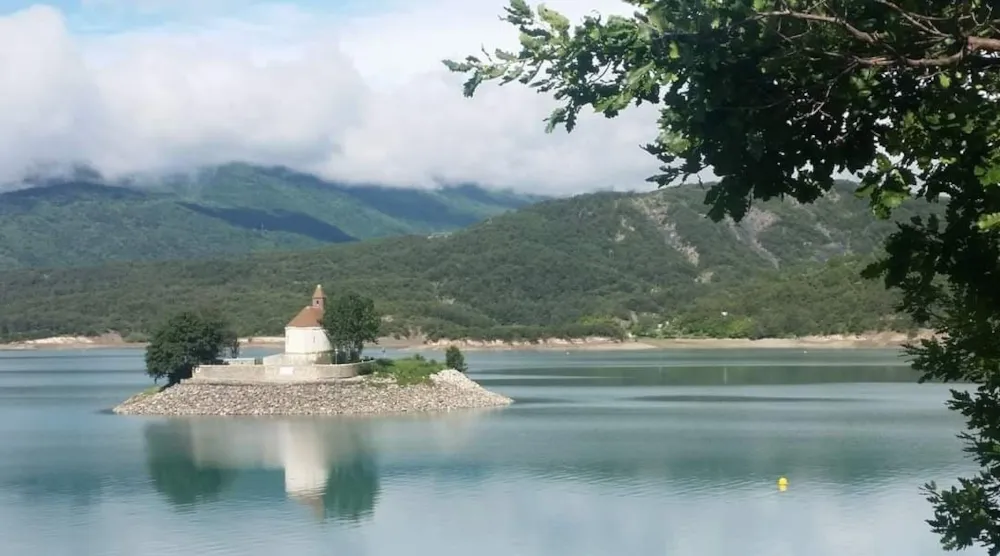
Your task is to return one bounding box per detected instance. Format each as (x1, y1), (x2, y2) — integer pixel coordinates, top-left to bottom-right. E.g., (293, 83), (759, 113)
(0, 333), (287, 351)
(112, 369), (513, 417)
(417, 331), (931, 351)
(1, 330), (929, 352)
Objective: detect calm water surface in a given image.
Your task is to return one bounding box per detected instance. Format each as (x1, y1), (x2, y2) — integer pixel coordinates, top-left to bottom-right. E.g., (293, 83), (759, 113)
(0, 347), (979, 556)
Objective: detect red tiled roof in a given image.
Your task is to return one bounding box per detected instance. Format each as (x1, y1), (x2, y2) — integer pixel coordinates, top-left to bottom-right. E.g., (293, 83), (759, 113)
(287, 306), (323, 328)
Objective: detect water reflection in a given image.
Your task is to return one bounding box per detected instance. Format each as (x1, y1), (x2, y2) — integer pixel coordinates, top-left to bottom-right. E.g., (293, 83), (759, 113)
(144, 423), (238, 508)
(143, 418), (380, 522)
(1, 349), (983, 556)
(2, 468), (111, 507)
(477, 363), (926, 388)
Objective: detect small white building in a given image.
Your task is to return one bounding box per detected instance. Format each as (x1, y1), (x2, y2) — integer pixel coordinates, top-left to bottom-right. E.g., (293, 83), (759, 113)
(194, 284), (361, 382)
(262, 285), (333, 366)
(283, 285), (332, 358)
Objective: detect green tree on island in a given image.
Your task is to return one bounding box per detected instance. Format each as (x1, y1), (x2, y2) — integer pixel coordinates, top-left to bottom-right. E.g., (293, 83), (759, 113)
(321, 293), (381, 364)
(223, 329), (241, 359)
(145, 311), (235, 386)
(445, 346), (468, 373)
(446, 1), (1000, 553)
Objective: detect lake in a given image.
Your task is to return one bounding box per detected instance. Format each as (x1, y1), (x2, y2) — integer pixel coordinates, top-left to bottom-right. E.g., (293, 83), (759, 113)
(0, 347), (979, 556)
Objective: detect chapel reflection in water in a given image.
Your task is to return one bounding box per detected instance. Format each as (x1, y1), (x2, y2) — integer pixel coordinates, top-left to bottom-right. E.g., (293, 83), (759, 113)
(143, 417), (380, 523)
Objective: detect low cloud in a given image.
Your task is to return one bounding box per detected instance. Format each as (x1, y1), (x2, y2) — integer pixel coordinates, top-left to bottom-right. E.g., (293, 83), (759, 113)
(0, 1), (663, 195)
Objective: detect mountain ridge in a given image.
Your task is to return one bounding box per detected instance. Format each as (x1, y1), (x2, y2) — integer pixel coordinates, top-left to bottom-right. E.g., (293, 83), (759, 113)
(0, 180), (935, 342)
(0, 162), (545, 269)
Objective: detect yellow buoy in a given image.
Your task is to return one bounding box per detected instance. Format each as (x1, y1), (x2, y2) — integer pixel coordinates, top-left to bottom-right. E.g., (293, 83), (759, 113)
(777, 477), (788, 491)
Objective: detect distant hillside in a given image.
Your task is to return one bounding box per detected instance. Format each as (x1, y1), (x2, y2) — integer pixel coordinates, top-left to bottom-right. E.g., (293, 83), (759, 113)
(0, 163), (543, 269)
(0, 181), (936, 342)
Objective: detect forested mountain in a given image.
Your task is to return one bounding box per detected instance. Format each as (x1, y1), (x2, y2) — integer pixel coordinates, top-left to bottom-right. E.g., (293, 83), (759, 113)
(0, 163), (542, 269)
(0, 181), (938, 342)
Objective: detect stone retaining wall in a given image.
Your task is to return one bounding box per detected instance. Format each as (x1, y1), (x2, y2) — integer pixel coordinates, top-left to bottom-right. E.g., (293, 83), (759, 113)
(261, 353), (325, 366)
(190, 362), (362, 383)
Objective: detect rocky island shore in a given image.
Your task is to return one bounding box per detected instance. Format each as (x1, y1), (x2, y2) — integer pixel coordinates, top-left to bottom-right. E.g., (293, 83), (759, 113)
(113, 369), (513, 416)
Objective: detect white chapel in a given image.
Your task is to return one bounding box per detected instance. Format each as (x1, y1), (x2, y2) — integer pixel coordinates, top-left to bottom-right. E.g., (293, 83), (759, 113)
(262, 285), (332, 365)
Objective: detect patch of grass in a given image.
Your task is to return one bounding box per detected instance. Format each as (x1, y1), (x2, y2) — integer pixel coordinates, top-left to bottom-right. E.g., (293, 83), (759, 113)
(123, 384), (165, 402)
(365, 354), (445, 386)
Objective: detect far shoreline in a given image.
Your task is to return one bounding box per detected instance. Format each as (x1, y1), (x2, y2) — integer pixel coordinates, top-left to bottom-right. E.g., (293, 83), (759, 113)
(0, 331), (927, 352)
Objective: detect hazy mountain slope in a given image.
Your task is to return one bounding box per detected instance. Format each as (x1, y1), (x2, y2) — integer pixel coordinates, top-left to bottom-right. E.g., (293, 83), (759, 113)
(0, 181), (935, 341)
(0, 182), (340, 269)
(0, 163), (542, 269)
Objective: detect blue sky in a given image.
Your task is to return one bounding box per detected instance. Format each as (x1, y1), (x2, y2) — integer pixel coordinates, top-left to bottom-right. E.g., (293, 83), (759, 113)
(1, 0), (389, 33)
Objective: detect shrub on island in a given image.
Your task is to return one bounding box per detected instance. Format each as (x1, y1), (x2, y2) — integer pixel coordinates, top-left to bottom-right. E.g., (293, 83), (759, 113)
(363, 354), (447, 385)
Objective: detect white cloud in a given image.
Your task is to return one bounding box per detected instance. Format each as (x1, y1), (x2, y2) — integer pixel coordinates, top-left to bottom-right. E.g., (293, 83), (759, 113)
(0, 1), (664, 195)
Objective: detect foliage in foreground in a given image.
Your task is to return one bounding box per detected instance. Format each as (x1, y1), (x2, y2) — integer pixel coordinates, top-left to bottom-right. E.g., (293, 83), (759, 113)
(446, 0), (1000, 552)
(144, 311), (236, 386)
(365, 355), (446, 386)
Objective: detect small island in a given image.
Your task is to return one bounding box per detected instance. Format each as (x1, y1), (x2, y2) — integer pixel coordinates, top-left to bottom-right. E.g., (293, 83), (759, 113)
(114, 286), (512, 416)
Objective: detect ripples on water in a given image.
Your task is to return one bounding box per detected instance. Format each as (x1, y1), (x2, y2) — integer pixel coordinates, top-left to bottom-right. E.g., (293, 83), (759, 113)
(0, 347), (981, 556)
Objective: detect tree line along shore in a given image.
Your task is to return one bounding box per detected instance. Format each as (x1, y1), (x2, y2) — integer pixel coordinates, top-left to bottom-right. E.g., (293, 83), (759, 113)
(0, 253), (921, 349)
(0, 331), (926, 351)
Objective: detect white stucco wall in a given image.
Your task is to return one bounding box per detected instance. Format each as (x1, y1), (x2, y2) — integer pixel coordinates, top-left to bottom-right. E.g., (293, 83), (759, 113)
(284, 326), (331, 355)
(191, 362), (362, 382)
